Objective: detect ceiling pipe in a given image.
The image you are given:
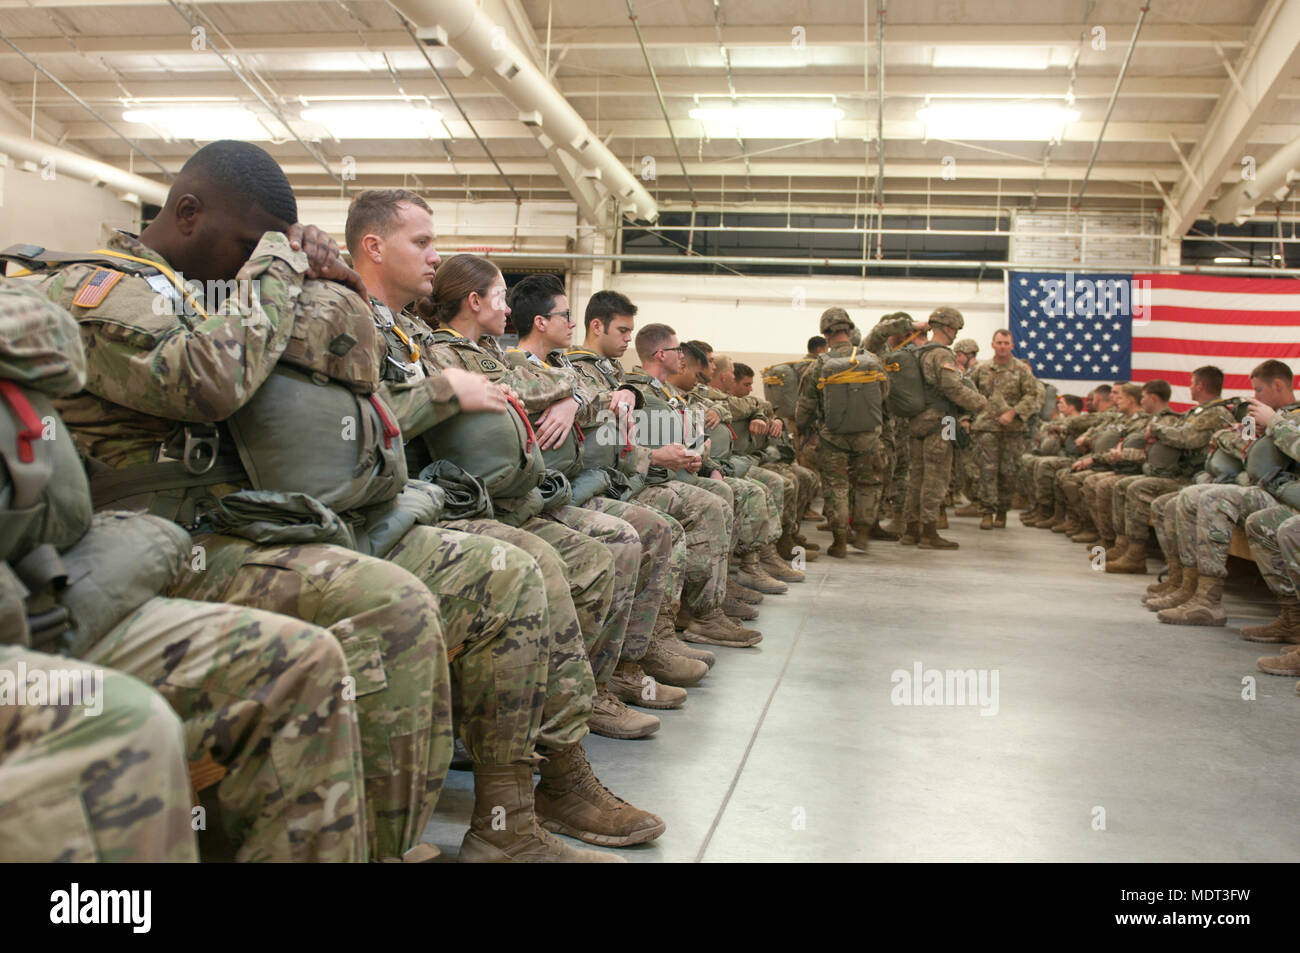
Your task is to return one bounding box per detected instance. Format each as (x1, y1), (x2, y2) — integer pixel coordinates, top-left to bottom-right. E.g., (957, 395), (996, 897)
(0, 131), (168, 205)
(393, 0), (659, 223)
(469, 249), (1300, 277)
(1076, 2), (1149, 205)
(1208, 134), (1300, 224)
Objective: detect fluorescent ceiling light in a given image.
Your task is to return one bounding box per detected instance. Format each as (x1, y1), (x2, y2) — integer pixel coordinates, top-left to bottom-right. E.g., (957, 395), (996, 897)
(122, 106), (273, 141)
(300, 104), (446, 139)
(917, 103), (1080, 140)
(1213, 257), (1248, 263)
(931, 46), (1053, 70)
(688, 106), (844, 139)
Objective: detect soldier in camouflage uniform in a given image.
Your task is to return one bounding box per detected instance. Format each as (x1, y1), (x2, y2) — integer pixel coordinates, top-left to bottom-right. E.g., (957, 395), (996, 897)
(969, 329), (1045, 529)
(346, 201), (665, 853)
(865, 310), (924, 537)
(1144, 365), (1297, 626)
(795, 307), (889, 558)
(503, 273), (707, 702)
(0, 274), (366, 862)
(902, 308), (989, 549)
(1054, 383), (1149, 544)
(25, 144), (611, 862)
(949, 338), (982, 517)
(568, 290), (748, 646)
(1105, 367), (1236, 575)
(1244, 507), (1300, 682)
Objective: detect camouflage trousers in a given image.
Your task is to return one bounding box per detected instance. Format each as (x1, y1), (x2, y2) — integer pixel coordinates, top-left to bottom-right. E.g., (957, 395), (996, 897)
(904, 427), (953, 525)
(748, 462), (795, 535)
(883, 416), (911, 513)
(635, 479), (731, 614)
(1082, 471), (1127, 540)
(1176, 483), (1277, 578)
(1031, 457), (1073, 507)
(972, 431), (1029, 512)
(817, 437), (886, 535)
(1150, 490), (1180, 563)
(1055, 465), (1096, 515)
(173, 535), (441, 862)
(0, 645), (199, 862)
(747, 465), (791, 537)
(1245, 506), (1300, 602)
(85, 591), (366, 862)
(442, 518), (599, 753)
(1113, 475), (1185, 540)
(685, 473), (770, 554)
(540, 505), (637, 684)
(583, 495), (680, 660)
(768, 461), (819, 522)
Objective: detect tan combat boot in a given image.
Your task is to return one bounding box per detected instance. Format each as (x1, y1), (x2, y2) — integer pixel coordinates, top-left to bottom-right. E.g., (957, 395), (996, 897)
(1146, 567), (1199, 611)
(608, 660), (687, 710)
(761, 543), (806, 583)
(1157, 575), (1226, 626)
(738, 551), (789, 594)
(588, 685), (661, 739)
(1052, 508), (1079, 534)
(979, 513), (994, 530)
(879, 508), (908, 537)
(955, 502), (983, 518)
(1104, 539), (1147, 574)
(936, 506), (949, 529)
(1029, 501), (1062, 528)
(993, 508), (1008, 528)
(1256, 645), (1300, 677)
(1018, 504), (1042, 525)
(792, 531), (821, 553)
(1106, 534), (1130, 564)
(1142, 556), (1180, 602)
(775, 531), (798, 560)
(727, 577), (764, 605)
(651, 606), (715, 668)
(723, 595), (760, 620)
(1070, 512), (1098, 543)
(899, 521), (921, 546)
(847, 524), (871, 551)
(685, 608), (763, 648)
(802, 505), (823, 521)
(1240, 603), (1300, 643)
(868, 521), (900, 541)
(828, 531), (848, 558)
(1043, 501), (1069, 531)
(535, 743), (667, 848)
(917, 521), (959, 550)
(459, 763), (624, 863)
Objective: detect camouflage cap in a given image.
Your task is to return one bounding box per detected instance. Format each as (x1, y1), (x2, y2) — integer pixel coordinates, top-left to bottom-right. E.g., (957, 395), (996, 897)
(929, 306), (964, 331)
(953, 337), (979, 355)
(819, 307), (855, 335)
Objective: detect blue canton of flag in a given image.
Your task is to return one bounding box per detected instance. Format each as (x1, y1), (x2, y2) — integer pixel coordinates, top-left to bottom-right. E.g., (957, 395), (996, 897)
(1008, 271), (1134, 381)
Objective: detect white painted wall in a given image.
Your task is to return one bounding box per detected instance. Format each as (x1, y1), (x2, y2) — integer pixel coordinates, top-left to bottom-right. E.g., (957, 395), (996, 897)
(0, 161), (141, 252)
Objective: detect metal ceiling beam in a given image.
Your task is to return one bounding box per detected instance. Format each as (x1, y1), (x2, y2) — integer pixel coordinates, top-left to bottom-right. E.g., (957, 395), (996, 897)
(13, 74), (1298, 104)
(1164, 0), (1300, 237)
(53, 118), (1300, 147)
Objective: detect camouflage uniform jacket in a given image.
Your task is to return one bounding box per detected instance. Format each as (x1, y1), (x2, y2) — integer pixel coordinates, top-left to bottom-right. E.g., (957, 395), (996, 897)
(1141, 398), (1237, 477)
(909, 343), (988, 434)
(969, 357), (1045, 433)
(418, 326), (574, 413)
(563, 348), (652, 475)
(366, 300), (460, 440)
(34, 227), (307, 469)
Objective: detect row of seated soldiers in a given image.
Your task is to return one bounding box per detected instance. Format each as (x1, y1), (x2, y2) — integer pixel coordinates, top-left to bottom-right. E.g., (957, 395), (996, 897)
(0, 140), (818, 864)
(1014, 363), (1300, 693)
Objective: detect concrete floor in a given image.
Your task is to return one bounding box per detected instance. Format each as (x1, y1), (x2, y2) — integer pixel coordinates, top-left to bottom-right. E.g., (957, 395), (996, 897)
(423, 513), (1300, 862)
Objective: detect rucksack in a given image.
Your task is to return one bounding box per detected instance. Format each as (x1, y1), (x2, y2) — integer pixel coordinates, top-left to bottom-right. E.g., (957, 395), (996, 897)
(884, 342), (949, 419)
(762, 360), (810, 420)
(815, 347), (886, 434)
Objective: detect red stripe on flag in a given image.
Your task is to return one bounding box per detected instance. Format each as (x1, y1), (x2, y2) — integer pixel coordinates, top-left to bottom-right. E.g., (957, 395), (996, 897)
(1132, 339), (1300, 358)
(1141, 307), (1300, 326)
(1129, 368), (1256, 390)
(1135, 273), (1300, 294)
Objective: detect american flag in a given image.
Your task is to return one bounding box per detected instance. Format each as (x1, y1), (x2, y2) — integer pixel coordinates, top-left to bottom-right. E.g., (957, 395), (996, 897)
(1008, 270), (1300, 411)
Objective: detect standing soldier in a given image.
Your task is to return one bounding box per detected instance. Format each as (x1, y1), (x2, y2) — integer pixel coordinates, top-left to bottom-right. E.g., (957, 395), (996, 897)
(795, 308), (890, 558)
(950, 338), (982, 517)
(969, 329), (1046, 529)
(902, 308), (989, 549)
(867, 311), (926, 538)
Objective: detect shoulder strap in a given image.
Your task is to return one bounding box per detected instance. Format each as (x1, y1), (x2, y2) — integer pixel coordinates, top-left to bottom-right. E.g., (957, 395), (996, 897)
(0, 243), (159, 277)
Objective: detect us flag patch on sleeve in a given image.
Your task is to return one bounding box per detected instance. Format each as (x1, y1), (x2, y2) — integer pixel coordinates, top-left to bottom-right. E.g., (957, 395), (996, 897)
(72, 267), (124, 308)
